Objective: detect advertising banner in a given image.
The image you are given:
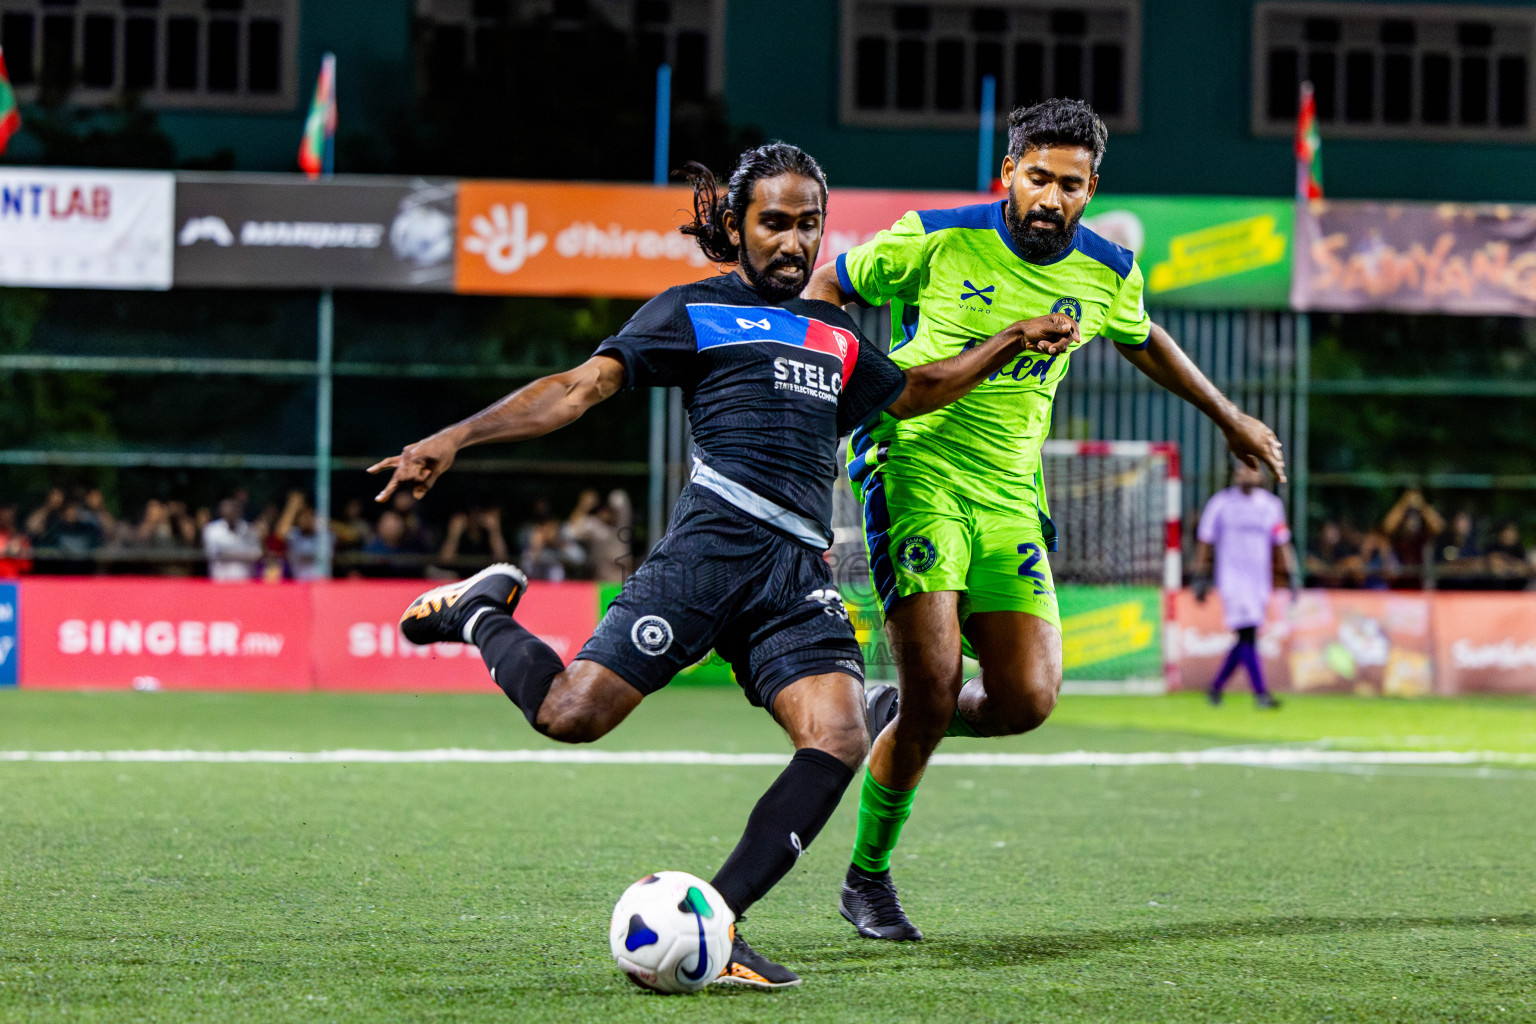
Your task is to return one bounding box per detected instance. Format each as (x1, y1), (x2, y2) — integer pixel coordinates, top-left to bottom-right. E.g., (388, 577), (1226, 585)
(1058, 586), (1163, 681)
(1085, 196), (1292, 309)
(1432, 594), (1536, 694)
(1173, 589), (1435, 696)
(453, 182), (1293, 307)
(311, 580), (596, 692)
(18, 578), (310, 690)
(0, 168), (174, 289)
(0, 582), (16, 687)
(455, 181), (714, 297)
(174, 174), (456, 290)
(1292, 199), (1536, 315)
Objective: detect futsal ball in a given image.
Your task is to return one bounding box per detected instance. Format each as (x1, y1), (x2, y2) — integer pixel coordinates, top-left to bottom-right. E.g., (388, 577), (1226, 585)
(609, 871), (735, 993)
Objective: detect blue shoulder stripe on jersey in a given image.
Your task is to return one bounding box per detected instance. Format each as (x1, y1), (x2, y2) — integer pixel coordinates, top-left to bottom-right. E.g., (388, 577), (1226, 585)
(686, 304), (808, 351)
(1072, 224), (1135, 280)
(835, 252), (872, 307)
(917, 202), (997, 235)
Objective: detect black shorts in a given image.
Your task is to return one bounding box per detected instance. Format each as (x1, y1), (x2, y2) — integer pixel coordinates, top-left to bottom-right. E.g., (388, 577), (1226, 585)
(576, 486), (864, 712)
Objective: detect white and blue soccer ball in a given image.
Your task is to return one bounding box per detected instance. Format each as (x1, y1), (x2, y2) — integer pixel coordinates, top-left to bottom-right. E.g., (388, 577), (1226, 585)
(609, 871), (735, 993)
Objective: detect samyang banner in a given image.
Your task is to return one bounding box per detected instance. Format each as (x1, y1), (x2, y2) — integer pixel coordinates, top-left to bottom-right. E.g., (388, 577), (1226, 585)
(1292, 199), (1536, 315)
(174, 174), (456, 290)
(0, 168), (174, 289)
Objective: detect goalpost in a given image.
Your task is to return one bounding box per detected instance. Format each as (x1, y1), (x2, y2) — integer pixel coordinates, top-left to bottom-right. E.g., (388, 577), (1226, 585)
(830, 440), (1182, 692)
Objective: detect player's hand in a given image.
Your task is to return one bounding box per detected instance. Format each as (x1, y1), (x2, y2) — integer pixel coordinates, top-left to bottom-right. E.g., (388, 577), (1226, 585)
(1013, 313), (1080, 355)
(369, 433), (460, 502)
(1223, 412), (1286, 484)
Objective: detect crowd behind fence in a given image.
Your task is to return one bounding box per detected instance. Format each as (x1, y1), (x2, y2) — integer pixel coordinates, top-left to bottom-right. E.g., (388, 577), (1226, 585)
(1, 485), (635, 584)
(4, 479), (1534, 592)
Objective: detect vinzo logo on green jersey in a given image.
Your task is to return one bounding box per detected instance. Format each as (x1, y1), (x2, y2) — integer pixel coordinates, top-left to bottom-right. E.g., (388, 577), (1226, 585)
(1051, 296), (1083, 322)
(896, 535), (938, 573)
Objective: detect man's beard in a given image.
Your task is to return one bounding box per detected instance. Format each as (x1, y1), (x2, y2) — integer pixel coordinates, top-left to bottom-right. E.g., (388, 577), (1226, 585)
(1004, 195), (1081, 262)
(740, 245), (808, 302)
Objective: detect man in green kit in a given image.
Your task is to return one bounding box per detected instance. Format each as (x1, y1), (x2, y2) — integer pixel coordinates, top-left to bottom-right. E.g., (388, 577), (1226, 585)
(807, 98), (1287, 940)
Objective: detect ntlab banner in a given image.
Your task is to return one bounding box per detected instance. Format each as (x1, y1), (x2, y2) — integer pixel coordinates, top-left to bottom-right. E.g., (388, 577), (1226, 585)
(175, 175), (456, 290)
(0, 168), (174, 288)
(1292, 200), (1536, 315)
(310, 579), (596, 691)
(19, 577), (310, 690)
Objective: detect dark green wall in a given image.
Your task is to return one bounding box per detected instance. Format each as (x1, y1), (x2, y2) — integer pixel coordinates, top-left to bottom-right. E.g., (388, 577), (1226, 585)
(725, 0), (1536, 201)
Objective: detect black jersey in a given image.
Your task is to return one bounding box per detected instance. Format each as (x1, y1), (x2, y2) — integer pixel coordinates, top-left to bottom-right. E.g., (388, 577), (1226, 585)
(594, 271), (907, 548)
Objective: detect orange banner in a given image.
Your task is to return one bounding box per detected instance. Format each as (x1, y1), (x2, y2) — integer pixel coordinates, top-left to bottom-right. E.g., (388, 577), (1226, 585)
(1431, 593), (1536, 695)
(453, 181), (987, 298)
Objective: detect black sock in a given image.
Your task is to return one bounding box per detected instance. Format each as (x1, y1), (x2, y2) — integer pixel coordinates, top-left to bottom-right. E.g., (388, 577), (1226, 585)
(472, 612), (564, 729)
(710, 748), (856, 918)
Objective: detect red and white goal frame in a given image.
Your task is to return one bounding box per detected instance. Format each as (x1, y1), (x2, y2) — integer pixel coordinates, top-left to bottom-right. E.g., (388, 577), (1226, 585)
(1041, 440), (1182, 691)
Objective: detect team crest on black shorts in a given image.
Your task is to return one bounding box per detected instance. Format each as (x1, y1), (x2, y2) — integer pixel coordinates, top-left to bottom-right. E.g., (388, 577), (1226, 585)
(630, 615), (674, 656)
(896, 535), (938, 573)
(1052, 296), (1083, 322)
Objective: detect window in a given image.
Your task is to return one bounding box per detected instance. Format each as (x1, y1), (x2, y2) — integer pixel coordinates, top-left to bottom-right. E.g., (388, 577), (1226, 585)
(415, 0), (723, 101)
(840, 1), (1141, 130)
(0, 0), (297, 111)
(1253, 2), (1536, 140)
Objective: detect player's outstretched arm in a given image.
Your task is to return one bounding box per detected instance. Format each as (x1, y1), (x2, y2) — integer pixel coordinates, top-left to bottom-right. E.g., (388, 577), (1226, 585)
(1117, 322), (1287, 483)
(886, 314), (1079, 419)
(368, 355), (625, 502)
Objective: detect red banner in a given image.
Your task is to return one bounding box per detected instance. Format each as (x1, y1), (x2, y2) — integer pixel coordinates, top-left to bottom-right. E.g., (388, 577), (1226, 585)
(1431, 594), (1536, 695)
(16, 577), (597, 691)
(19, 577), (311, 690)
(309, 580), (595, 692)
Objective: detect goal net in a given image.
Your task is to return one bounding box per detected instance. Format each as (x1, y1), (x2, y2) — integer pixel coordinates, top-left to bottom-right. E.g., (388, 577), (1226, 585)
(829, 440), (1180, 691)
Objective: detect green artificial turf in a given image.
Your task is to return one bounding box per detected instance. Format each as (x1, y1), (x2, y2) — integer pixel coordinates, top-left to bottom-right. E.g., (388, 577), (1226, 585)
(1, 689), (1533, 1022)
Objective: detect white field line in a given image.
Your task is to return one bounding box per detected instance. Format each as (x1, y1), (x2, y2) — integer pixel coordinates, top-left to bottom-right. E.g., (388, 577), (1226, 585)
(1, 748), (1534, 768)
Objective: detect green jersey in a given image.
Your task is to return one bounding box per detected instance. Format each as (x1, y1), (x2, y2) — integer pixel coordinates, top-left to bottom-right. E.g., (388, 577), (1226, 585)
(838, 200), (1152, 512)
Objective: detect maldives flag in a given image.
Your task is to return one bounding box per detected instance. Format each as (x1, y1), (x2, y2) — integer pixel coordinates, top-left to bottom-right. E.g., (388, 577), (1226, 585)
(298, 51), (336, 178)
(0, 46), (20, 156)
(1294, 80), (1322, 201)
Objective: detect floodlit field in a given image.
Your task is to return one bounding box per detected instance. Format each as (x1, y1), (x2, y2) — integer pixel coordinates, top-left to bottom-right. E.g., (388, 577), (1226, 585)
(2, 689), (1533, 1023)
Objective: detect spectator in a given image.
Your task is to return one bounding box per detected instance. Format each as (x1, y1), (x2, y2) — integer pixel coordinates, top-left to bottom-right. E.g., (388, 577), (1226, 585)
(124, 499), (201, 576)
(1486, 522), (1528, 590)
(362, 509), (417, 578)
(1358, 528), (1399, 590)
(332, 498), (375, 552)
(439, 507), (509, 569)
(40, 495), (107, 573)
(1305, 520), (1361, 587)
(203, 498), (263, 582)
(564, 488), (634, 582)
(390, 492), (436, 552)
(79, 488), (117, 542)
(521, 516), (584, 581)
(0, 506), (33, 576)
(1382, 489), (1444, 585)
(24, 488), (66, 542)
(276, 491), (332, 581)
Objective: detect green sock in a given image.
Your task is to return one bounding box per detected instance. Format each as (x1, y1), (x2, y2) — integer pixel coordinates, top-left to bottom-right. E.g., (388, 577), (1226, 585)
(850, 771), (918, 874)
(945, 708), (981, 737)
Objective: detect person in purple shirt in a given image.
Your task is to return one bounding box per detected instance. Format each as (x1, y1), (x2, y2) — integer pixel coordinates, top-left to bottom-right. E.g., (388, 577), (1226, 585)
(1193, 461), (1298, 708)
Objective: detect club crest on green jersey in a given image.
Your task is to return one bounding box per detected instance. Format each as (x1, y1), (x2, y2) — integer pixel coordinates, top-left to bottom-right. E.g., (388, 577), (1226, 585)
(1051, 296), (1083, 322)
(896, 535), (938, 573)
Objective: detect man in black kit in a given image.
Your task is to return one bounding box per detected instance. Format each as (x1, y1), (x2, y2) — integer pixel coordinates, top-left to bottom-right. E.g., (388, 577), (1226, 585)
(369, 143), (1077, 988)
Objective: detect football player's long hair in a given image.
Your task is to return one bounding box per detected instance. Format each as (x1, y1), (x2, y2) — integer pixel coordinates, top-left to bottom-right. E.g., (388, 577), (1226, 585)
(678, 142), (828, 265)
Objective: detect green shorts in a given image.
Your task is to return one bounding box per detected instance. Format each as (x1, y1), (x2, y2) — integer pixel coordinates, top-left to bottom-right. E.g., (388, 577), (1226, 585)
(860, 460), (1061, 631)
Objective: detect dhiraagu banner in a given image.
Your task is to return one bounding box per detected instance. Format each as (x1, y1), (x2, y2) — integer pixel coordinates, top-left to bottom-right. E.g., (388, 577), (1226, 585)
(1083, 196), (1293, 310)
